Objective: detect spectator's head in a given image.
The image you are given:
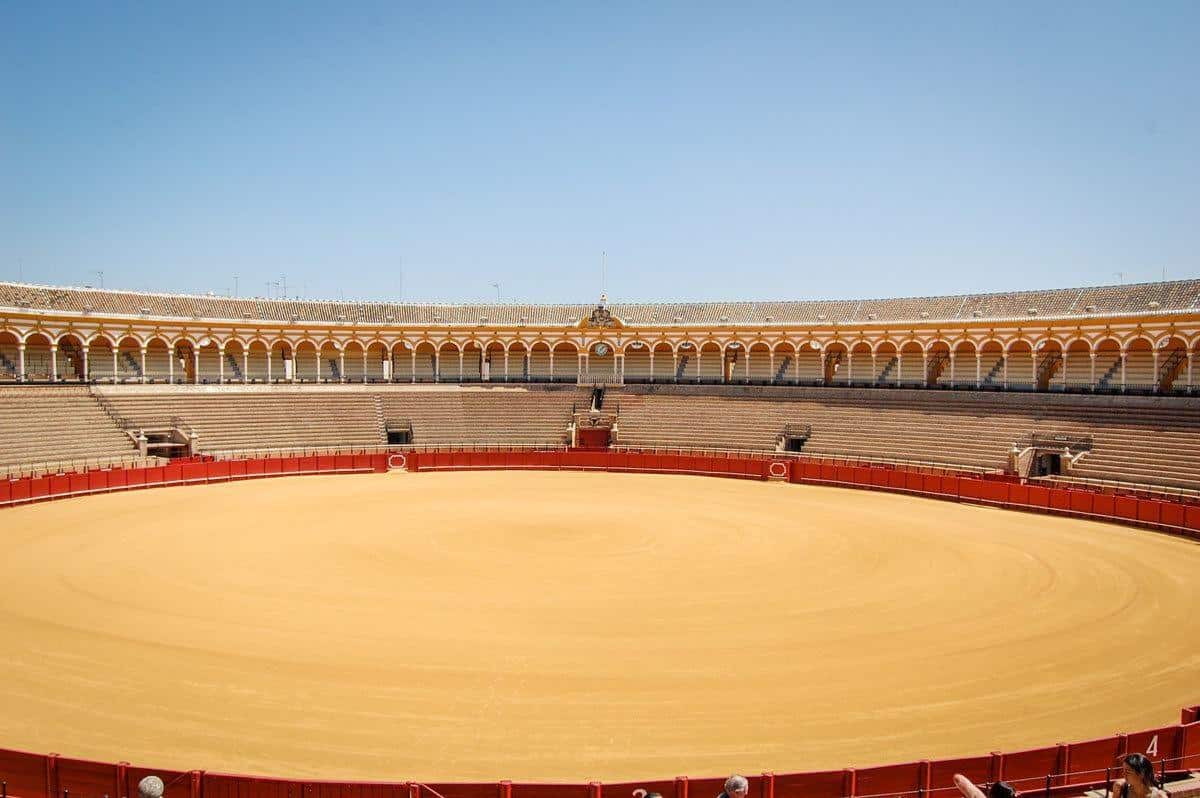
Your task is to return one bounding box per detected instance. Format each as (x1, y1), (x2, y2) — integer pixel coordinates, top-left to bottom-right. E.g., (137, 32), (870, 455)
(632, 791), (663, 798)
(988, 782), (1016, 798)
(138, 776), (165, 798)
(1122, 754), (1157, 790)
(724, 775), (750, 798)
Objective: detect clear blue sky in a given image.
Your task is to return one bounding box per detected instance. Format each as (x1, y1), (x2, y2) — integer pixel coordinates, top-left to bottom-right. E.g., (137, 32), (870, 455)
(2, 1), (1197, 304)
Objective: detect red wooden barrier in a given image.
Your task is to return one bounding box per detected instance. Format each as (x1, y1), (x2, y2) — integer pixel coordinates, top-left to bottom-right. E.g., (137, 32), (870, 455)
(999, 746), (1061, 789)
(1049, 489), (1071, 511)
(1061, 737), (1122, 785)
(927, 756), (992, 793)
(29, 476), (50, 500)
(772, 770), (846, 798)
(854, 762), (922, 797)
(109, 468), (129, 489)
(1136, 499), (1162, 525)
(49, 474), (70, 496)
(1114, 496), (1139, 522)
(88, 470), (108, 492)
(182, 462), (208, 482)
(1125, 725), (1180, 768)
(1160, 502), (1185, 529)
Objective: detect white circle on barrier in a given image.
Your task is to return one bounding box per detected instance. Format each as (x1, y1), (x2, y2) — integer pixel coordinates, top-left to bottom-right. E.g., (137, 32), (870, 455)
(769, 461), (788, 478)
(388, 454), (408, 471)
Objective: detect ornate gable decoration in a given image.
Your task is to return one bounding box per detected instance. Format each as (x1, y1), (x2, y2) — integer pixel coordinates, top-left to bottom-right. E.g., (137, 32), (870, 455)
(579, 302), (624, 330)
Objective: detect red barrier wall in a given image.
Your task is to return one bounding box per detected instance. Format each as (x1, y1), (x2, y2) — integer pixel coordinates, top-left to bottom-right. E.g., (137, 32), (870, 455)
(3, 716), (1196, 798)
(0, 453), (390, 509)
(5, 449), (1197, 546)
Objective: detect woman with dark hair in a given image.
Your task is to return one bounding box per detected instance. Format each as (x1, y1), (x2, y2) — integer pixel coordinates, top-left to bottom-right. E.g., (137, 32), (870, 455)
(1110, 753), (1166, 798)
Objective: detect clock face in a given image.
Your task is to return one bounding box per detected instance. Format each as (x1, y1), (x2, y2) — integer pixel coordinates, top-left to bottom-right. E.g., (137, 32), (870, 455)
(595, 343), (610, 357)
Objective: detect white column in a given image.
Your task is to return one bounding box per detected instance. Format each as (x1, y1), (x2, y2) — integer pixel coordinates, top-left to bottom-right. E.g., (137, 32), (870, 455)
(17, 343), (25, 382)
(744, 350), (750, 381)
(1002, 354), (1008, 389)
(82, 345), (89, 382)
(695, 351), (701, 382)
(846, 352), (854, 385)
(1152, 349), (1160, 393)
(1120, 349), (1127, 391)
(503, 350), (510, 381)
(362, 350), (368, 383)
(619, 354), (626, 382)
(193, 349), (200, 384)
(111, 348), (118, 382)
(168, 347), (174, 383)
(948, 353), (955, 387)
(49, 345), (58, 383)
(315, 351), (321, 383)
(769, 352), (775, 384)
(1031, 351), (1037, 390)
(457, 350), (464, 381)
(648, 350), (655, 382)
(1188, 352), (1194, 392)
(410, 351), (417, 383)
(895, 353), (902, 386)
(871, 353), (878, 385)
(266, 349), (272, 382)
(244, 350), (250, 384)
(672, 353), (679, 383)
(339, 350), (346, 383)
(1090, 352), (1096, 389)
(794, 351), (801, 384)
(921, 352), (928, 386)
(434, 352), (440, 383)
(975, 353), (981, 388)
(549, 350), (555, 381)
(1060, 352), (1068, 390)
(140, 346), (148, 383)
(218, 347), (225, 384)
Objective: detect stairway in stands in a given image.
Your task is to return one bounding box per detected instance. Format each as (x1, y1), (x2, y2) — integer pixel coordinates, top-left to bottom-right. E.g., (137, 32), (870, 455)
(1096, 358), (1122, 391)
(122, 351), (143, 380)
(877, 356), (897, 384)
(225, 353), (243, 381)
(774, 355), (792, 383)
(982, 358), (1005, 386)
(372, 395), (386, 440)
(674, 355), (690, 380)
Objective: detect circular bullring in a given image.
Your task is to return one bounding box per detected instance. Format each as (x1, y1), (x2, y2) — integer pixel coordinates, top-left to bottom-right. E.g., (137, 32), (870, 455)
(2, 470), (1199, 782)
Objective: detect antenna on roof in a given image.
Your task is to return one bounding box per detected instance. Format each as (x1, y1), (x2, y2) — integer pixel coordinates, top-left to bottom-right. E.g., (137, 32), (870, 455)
(601, 250), (607, 298)
(491, 282), (501, 302)
(281, 274), (287, 298)
(92, 270), (104, 289)
(233, 274), (239, 297)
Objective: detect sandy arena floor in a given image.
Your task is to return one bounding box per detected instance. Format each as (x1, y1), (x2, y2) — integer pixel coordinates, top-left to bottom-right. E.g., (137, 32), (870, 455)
(1, 471), (1199, 782)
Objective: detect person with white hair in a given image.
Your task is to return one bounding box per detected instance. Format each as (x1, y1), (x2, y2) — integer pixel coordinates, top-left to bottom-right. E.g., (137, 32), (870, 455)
(138, 776), (164, 798)
(718, 775), (749, 798)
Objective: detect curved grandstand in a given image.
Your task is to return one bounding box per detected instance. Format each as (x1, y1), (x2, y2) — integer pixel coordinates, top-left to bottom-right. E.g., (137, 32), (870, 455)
(1, 279), (1198, 492)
